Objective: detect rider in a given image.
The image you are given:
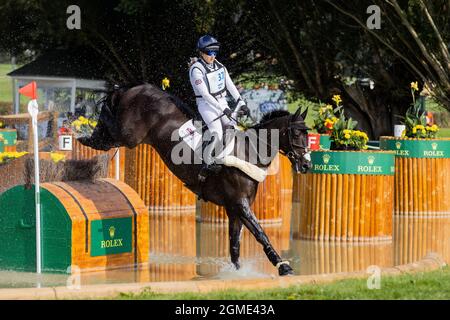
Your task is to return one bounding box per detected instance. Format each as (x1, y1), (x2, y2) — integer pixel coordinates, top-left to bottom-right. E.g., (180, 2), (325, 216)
(189, 34), (249, 181)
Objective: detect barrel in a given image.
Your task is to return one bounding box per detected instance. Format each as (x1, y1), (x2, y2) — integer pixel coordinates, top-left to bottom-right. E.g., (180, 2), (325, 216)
(293, 150), (395, 242)
(291, 239), (393, 275)
(394, 215), (450, 265)
(125, 144), (196, 210)
(0, 129), (17, 152)
(0, 178), (149, 273)
(380, 137), (450, 216)
(71, 137), (125, 181)
(200, 155), (282, 224)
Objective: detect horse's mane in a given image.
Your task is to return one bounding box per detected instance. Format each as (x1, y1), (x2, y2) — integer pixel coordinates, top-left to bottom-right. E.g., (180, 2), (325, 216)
(94, 82), (198, 119)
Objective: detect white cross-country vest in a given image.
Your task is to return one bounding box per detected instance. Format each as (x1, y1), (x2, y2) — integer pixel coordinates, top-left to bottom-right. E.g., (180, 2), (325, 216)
(191, 59), (227, 97)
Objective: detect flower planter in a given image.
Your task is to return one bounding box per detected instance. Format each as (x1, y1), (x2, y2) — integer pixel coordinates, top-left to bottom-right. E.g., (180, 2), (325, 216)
(293, 150), (395, 242)
(380, 136), (450, 216)
(0, 129), (17, 152)
(319, 134), (331, 150)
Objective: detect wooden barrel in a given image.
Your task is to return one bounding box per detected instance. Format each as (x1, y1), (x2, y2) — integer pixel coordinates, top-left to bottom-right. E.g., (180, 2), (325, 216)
(125, 144), (196, 210)
(291, 239), (393, 275)
(293, 150), (395, 242)
(394, 215), (450, 265)
(0, 178), (149, 273)
(380, 137), (450, 216)
(200, 155), (282, 223)
(197, 221), (282, 276)
(71, 137), (125, 181)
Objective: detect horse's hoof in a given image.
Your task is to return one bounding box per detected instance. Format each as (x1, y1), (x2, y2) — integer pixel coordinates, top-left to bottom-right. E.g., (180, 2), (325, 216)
(278, 263), (294, 276)
(232, 261), (241, 270)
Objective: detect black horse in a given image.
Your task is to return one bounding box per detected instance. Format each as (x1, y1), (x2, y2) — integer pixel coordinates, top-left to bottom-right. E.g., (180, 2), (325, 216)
(79, 84), (311, 276)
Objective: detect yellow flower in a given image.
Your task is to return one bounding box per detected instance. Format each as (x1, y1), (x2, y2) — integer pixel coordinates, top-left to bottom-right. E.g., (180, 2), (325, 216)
(162, 77), (170, 90)
(412, 127), (417, 134)
(401, 130), (406, 138)
(410, 81), (419, 91)
(50, 152), (66, 163)
(432, 124), (438, 131)
(421, 129), (426, 135)
(344, 133), (351, 139)
(326, 104), (333, 110)
(331, 117), (338, 123)
(332, 95), (342, 105)
(416, 124), (424, 130)
(343, 129), (351, 135)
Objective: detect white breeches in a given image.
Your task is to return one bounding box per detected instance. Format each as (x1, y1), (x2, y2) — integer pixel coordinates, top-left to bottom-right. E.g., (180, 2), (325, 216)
(196, 97), (234, 140)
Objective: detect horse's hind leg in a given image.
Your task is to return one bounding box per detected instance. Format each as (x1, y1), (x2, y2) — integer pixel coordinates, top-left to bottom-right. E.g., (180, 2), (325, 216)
(226, 210), (243, 270)
(233, 198), (293, 276)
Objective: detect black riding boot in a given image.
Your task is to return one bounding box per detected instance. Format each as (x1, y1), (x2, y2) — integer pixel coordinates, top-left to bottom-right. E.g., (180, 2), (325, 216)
(198, 136), (223, 182)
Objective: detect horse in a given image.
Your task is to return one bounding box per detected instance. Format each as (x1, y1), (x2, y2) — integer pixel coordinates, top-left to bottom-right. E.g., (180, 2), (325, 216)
(79, 83), (311, 276)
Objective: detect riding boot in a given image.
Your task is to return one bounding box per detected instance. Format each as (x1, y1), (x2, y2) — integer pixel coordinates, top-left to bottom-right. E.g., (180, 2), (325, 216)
(198, 136), (223, 182)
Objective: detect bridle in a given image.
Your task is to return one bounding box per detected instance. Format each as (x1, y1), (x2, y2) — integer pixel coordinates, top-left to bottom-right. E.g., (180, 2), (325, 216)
(280, 115), (311, 163)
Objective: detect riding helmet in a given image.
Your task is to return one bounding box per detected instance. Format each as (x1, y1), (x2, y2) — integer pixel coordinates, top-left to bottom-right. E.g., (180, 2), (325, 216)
(197, 35), (220, 53)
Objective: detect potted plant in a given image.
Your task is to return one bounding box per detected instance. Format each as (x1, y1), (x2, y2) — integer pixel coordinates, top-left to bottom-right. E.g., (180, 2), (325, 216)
(311, 96), (343, 150)
(380, 82), (450, 216)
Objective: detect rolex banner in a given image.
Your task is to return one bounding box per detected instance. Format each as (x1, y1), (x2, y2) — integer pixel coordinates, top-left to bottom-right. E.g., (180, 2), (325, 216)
(91, 217), (133, 257)
(380, 137), (450, 158)
(310, 150), (395, 175)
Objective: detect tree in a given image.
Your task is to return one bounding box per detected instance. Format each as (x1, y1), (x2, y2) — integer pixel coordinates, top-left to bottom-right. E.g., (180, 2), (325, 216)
(242, 0), (450, 138)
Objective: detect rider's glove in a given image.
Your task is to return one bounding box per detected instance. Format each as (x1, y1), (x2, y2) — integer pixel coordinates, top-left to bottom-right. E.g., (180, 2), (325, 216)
(238, 105), (250, 117)
(223, 108), (233, 119)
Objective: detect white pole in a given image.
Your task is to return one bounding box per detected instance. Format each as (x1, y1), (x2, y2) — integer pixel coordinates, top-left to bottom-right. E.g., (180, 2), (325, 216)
(28, 99), (41, 274)
(115, 148), (120, 180)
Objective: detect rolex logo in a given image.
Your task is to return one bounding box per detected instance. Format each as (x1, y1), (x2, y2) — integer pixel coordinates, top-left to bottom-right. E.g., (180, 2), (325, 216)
(323, 154), (331, 164)
(367, 156), (375, 165)
(109, 226), (116, 238)
(395, 142), (402, 149)
(431, 142), (438, 150)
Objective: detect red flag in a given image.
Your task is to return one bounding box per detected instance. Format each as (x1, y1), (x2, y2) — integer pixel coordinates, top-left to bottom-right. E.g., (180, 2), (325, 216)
(19, 81), (38, 100)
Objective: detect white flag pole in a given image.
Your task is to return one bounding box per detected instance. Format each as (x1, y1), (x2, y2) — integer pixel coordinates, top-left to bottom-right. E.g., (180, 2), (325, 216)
(28, 99), (41, 274)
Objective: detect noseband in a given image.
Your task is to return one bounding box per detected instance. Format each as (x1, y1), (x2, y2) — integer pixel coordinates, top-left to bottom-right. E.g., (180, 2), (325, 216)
(281, 115), (310, 161)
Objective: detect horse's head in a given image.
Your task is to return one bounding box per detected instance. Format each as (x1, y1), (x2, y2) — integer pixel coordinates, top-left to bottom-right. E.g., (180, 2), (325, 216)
(280, 107), (311, 174)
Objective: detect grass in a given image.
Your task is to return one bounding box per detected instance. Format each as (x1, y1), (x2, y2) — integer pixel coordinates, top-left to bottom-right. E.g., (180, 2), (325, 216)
(115, 266), (450, 300)
(0, 64), (14, 103)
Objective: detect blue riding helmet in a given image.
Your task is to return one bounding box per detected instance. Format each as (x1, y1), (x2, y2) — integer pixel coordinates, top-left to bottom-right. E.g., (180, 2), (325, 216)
(197, 35), (220, 54)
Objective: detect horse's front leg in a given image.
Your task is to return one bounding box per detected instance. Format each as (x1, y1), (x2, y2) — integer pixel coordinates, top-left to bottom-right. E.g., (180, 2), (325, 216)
(232, 198), (293, 276)
(226, 210), (243, 270)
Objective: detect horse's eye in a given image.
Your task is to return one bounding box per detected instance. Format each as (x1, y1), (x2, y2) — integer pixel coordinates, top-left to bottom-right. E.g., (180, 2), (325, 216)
(293, 129), (301, 136)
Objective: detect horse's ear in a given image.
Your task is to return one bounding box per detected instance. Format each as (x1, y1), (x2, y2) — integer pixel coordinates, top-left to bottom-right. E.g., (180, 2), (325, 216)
(300, 108), (308, 120)
(293, 107), (302, 118)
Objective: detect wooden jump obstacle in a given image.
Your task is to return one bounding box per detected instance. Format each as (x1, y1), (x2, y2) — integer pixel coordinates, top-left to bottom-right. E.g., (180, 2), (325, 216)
(380, 137), (450, 216)
(291, 239), (393, 275)
(125, 144), (196, 210)
(394, 215), (450, 265)
(70, 137), (125, 181)
(293, 150), (395, 242)
(0, 178), (149, 273)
